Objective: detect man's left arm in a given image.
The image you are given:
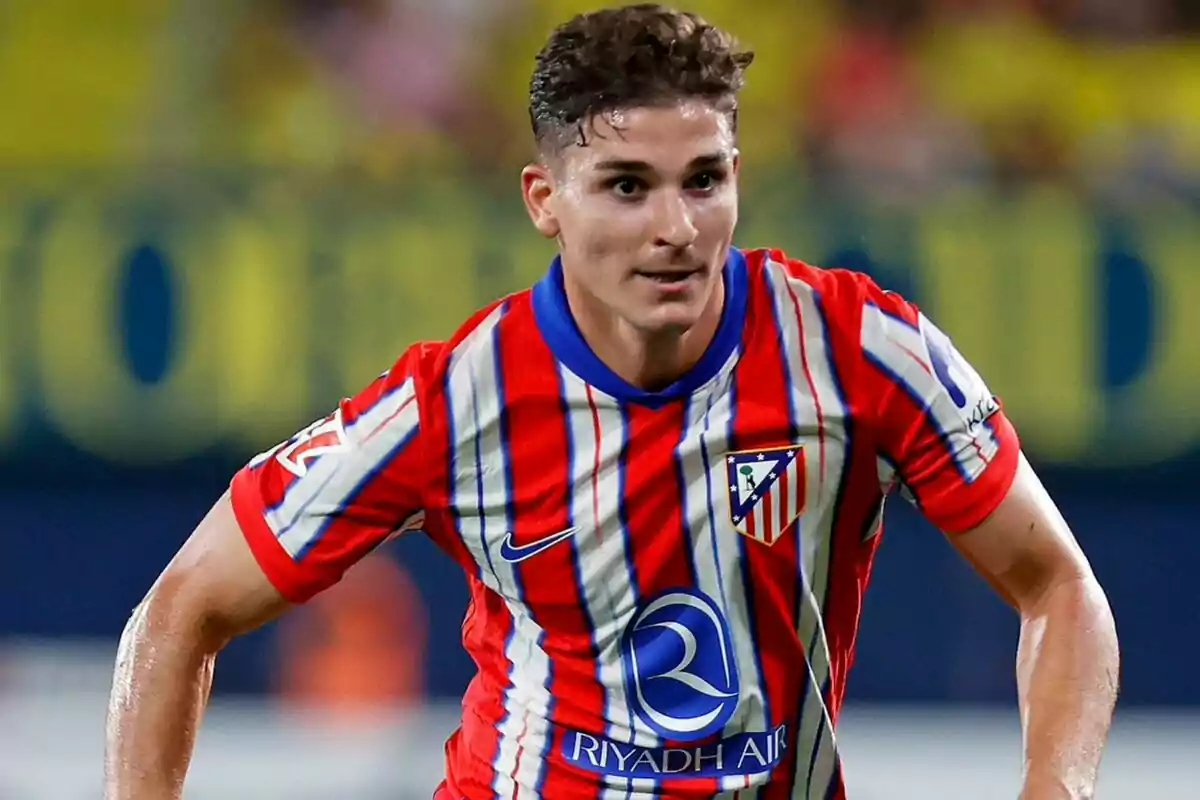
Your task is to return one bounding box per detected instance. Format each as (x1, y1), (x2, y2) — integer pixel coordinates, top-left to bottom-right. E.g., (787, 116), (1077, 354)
(951, 454), (1118, 800)
(854, 283), (1118, 799)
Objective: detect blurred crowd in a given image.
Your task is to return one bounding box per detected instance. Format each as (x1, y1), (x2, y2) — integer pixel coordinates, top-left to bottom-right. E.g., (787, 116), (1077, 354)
(2, 0), (1198, 206)
(1, 0), (1196, 719)
(214, 0), (1200, 206)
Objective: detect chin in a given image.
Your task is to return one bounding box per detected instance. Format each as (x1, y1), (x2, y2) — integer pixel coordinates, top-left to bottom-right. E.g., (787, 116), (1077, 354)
(635, 303), (705, 336)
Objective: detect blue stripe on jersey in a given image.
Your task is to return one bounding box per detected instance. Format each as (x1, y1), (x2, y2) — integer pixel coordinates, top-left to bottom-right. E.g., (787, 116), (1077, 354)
(615, 403), (643, 800)
(861, 349), (972, 482)
(555, 367), (603, 800)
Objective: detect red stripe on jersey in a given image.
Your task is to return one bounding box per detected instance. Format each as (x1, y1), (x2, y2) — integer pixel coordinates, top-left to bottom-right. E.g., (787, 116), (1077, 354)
(729, 279), (807, 800)
(896, 342), (934, 377)
(495, 299), (605, 800)
(622, 402), (694, 597)
(451, 578), (517, 798)
(509, 715), (530, 800)
(621, 400), (710, 796)
(361, 394), (416, 442)
(586, 386), (604, 539)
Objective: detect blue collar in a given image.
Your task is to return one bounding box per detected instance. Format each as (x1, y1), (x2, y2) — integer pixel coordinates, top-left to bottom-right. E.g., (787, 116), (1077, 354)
(531, 247), (748, 407)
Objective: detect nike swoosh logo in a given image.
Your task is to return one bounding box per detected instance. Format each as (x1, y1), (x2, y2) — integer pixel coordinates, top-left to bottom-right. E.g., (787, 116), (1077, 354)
(499, 526), (579, 563)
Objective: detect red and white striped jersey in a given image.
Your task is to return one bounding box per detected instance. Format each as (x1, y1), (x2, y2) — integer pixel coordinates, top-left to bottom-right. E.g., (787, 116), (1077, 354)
(232, 247), (1019, 799)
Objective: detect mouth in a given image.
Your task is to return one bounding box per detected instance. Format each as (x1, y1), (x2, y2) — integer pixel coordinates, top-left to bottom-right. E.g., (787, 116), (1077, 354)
(633, 267), (704, 289)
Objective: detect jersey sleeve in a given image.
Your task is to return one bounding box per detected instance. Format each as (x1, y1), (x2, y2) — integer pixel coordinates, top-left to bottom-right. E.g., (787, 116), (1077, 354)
(229, 343), (438, 603)
(856, 284), (1020, 534)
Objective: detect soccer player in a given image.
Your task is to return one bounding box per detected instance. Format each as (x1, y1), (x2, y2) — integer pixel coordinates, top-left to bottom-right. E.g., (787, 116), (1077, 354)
(105, 5), (1118, 799)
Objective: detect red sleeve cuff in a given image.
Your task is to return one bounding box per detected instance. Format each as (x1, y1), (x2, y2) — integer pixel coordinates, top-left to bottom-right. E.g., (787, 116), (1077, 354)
(918, 414), (1021, 535)
(230, 468), (325, 604)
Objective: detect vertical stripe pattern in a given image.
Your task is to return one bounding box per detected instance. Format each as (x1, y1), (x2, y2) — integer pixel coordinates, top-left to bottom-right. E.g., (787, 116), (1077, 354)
(763, 261), (852, 798)
(559, 367), (649, 799)
(408, 250), (992, 800)
(442, 305), (553, 799)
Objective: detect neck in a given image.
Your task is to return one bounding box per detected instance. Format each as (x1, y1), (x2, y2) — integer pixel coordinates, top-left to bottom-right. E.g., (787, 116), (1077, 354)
(563, 272), (725, 393)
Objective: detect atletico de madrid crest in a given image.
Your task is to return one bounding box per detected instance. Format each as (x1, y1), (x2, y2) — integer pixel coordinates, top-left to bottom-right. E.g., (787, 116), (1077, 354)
(726, 445), (806, 546)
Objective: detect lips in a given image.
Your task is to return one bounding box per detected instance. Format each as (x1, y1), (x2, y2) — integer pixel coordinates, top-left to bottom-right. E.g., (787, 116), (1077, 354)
(635, 267), (703, 283)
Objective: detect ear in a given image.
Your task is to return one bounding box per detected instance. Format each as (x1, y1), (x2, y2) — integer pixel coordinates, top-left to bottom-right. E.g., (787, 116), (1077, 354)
(521, 162), (560, 239)
(731, 149), (741, 179)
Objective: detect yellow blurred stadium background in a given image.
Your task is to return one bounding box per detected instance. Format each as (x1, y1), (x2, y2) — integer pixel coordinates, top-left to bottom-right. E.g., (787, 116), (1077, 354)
(2, 2), (1198, 797)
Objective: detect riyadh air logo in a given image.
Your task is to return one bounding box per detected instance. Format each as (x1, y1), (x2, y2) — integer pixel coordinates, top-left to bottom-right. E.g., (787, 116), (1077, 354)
(621, 589), (739, 742)
(276, 409), (349, 477)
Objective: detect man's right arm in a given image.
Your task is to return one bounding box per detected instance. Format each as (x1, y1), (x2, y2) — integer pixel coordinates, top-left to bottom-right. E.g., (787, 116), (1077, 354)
(104, 344), (438, 798)
(104, 491), (290, 799)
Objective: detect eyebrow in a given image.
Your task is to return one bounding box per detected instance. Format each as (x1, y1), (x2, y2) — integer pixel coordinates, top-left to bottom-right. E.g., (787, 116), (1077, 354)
(593, 153), (729, 173)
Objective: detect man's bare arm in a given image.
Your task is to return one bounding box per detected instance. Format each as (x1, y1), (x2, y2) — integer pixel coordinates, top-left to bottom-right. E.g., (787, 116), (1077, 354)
(104, 491), (291, 800)
(950, 455), (1119, 799)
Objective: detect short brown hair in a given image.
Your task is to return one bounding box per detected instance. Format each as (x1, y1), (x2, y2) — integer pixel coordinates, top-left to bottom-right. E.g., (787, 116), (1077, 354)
(529, 4), (754, 152)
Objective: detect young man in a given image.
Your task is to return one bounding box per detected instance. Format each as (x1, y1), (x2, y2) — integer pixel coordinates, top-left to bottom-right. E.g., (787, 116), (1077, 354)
(105, 5), (1118, 799)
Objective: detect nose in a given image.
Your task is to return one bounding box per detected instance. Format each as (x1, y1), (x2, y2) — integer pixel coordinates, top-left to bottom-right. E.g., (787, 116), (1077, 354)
(652, 191), (698, 250)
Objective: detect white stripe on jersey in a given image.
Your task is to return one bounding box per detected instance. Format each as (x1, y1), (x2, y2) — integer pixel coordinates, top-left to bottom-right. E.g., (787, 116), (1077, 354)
(441, 306), (553, 799)
(718, 365), (777, 794)
(860, 303), (1001, 481)
(268, 377), (418, 557)
(445, 305), (507, 593)
(677, 356), (771, 798)
(561, 368), (667, 798)
(765, 262), (850, 798)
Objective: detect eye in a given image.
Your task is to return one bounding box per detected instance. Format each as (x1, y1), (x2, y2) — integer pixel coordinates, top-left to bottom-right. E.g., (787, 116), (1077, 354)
(687, 170), (725, 192)
(608, 176), (647, 198)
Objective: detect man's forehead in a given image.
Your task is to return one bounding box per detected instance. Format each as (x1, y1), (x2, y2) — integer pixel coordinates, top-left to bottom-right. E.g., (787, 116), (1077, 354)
(568, 101), (735, 172)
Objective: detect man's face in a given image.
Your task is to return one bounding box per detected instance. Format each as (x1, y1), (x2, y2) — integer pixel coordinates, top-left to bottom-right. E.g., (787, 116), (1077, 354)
(523, 99), (740, 337)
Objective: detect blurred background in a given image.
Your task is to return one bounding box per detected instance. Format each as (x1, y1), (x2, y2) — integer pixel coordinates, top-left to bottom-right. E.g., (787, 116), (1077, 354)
(1, 0), (1198, 797)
